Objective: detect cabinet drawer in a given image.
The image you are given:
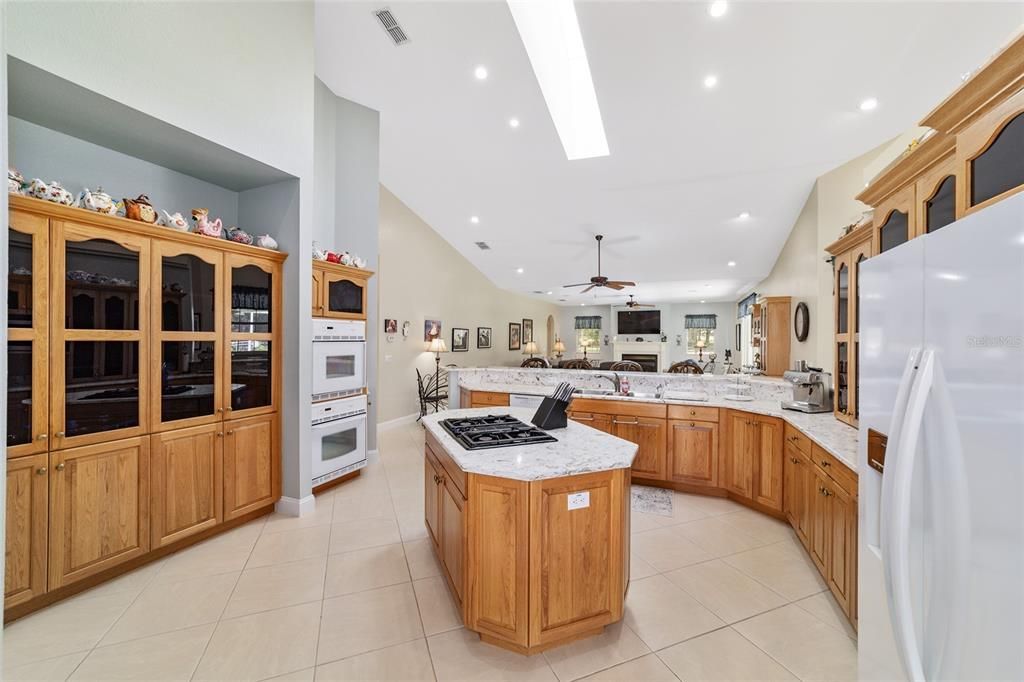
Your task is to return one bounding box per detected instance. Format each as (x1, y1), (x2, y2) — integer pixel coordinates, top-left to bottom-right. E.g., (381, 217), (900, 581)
(470, 391), (510, 407)
(784, 424), (810, 455)
(812, 444), (857, 495)
(667, 405), (719, 422)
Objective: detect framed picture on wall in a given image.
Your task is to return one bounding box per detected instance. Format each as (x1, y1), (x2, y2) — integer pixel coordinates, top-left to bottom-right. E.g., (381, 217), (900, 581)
(522, 318), (533, 344)
(508, 322), (521, 350)
(477, 327), (492, 349)
(384, 319), (398, 334)
(452, 327), (469, 352)
(424, 319), (441, 342)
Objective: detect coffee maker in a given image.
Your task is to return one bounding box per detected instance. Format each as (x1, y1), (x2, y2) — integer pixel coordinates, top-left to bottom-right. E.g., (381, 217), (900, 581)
(781, 368), (833, 414)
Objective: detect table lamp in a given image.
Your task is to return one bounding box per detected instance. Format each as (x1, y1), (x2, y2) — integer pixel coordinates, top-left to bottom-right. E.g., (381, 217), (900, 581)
(523, 341), (539, 358)
(696, 338), (706, 362)
(427, 337), (447, 407)
(553, 338), (566, 359)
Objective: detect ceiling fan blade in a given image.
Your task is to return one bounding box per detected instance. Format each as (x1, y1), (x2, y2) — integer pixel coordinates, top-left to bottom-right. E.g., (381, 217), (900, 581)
(605, 280), (636, 287)
(605, 283), (625, 290)
(580, 285), (597, 294)
(562, 283), (592, 288)
(636, 303), (656, 307)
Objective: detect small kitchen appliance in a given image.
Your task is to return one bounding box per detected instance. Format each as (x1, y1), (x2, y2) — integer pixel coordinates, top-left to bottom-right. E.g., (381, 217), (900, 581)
(311, 318), (366, 401)
(311, 393), (367, 486)
(440, 415), (557, 450)
(780, 369), (833, 413)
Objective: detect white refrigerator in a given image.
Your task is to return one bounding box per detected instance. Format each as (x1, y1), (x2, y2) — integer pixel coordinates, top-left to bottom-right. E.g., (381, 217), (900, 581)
(859, 191), (1024, 681)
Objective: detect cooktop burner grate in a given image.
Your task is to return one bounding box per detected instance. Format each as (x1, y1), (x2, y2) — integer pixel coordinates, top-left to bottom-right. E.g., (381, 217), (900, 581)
(440, 414), (557, 450)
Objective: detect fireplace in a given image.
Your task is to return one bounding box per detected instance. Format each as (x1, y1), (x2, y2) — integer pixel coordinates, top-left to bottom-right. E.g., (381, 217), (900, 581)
(621, 353), (658, 372)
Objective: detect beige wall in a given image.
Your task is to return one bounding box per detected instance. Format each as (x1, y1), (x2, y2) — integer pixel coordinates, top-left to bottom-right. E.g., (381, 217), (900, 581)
(378, 187), (560, 423)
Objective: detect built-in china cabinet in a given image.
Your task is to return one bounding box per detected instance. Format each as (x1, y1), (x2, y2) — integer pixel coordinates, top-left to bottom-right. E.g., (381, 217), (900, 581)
(4, 195), (285, 619)
(826, 30), (1024, 424)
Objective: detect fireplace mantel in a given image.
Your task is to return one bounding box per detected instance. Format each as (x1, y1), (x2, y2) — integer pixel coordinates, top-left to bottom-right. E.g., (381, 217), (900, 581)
(612, 341), (670, 372)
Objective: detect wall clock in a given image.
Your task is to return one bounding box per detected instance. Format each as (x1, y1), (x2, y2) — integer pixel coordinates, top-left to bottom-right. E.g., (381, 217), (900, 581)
(794, 302), (810, 342)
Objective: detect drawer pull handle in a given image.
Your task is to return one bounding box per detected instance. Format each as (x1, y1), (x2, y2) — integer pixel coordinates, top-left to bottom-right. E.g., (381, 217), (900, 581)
(690, 422), (696, 427)
(613, 419), (639, 425)
(573, 415), (594, 421)
(36, 466), (47, 475)
(56, 463), (65, 471)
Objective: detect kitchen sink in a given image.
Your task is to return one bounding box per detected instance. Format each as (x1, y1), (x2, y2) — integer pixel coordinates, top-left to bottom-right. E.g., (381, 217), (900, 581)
(624, 391), (661, 399)
(573, 388), (616, 396)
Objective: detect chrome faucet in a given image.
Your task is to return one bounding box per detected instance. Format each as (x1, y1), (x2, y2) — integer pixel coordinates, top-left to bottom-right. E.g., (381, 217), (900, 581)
(597, 372), (622, 393)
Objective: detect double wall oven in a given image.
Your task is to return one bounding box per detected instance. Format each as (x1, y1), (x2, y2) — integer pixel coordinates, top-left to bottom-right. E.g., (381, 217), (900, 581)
(312, 318), (367, 484)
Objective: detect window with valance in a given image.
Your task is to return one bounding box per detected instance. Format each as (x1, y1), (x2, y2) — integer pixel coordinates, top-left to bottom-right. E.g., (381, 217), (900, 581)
(684, 314), (717, 354)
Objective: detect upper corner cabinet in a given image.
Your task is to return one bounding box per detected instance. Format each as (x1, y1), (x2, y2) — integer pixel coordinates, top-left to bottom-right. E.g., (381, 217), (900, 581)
(313, 261), (374, 320)
(959, 88), (1024, 214)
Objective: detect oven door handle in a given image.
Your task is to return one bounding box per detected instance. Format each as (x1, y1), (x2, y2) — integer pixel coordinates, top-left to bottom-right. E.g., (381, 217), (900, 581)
(312, 413), (367, 431)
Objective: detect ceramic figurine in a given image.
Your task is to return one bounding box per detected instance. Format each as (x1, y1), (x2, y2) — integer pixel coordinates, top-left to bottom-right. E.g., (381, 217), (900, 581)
(28, 179), (75, 206)
(8, 168), (25, 194)
(191, 208), (223, 238)
(227, 226), (253, 245)
(124, 194), (158, 224)
(255, 234), (278, 250)
(159, 210), (190, 231)
(78, 187), (118, 215)
(353, 256), (367, 268)
(338, 251), (354, 266)
(312, 241), (328, 260)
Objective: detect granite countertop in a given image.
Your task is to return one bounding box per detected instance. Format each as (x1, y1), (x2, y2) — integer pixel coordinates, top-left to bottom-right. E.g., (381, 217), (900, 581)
(457, 376), (859, 472)
(421, 407), (638, 482)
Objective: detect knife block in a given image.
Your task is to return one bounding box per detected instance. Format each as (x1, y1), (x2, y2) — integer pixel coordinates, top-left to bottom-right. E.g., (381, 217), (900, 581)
(531, 397), (568, 430)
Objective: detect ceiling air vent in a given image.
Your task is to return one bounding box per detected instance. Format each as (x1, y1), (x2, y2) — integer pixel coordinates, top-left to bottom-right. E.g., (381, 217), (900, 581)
(474, 241), (491, 250)
(375, 8), (410, 46)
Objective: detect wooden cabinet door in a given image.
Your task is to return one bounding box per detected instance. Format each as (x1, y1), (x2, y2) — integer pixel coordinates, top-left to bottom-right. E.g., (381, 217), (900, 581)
(5, 454), (49, 608)
(667, 419), (718, 487)
(567, 411), (612, 434)
(312, 268), (324, 316)
(827, 482), (856, 618)
(322, 270), (367, 320)
(783, 444), (810, 549)
(723, 412), (754, 498)
(613, 416), (666, 481)
(424, 453), (441, 547)
(441, 478), (465, 605)
(808, 468), (830, 574)
(753, 417), (784, 511)
(49, 437), (150, 589)
(223, 414), (277, 520)
(7, 209), (49, 458)
(150, 424), (223, 548)
(223, 254), (280, 420)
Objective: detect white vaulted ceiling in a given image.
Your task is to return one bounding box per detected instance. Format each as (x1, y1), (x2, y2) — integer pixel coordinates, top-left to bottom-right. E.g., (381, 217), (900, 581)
(315, 1), (1021, 305)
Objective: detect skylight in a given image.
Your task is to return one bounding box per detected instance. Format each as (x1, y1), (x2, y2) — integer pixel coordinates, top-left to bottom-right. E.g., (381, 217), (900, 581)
(507, 0), (610, 160)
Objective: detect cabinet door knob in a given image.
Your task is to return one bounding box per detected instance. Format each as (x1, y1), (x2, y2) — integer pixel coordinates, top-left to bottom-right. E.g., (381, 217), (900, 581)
(36, 466), (47, 475)
(37, 434), (48, 441)
(218, 407), (224, 413)
(56, 432), (65, 438)
(790, 457), (800, 464)
(820, 459), (831, 467)
(56, 463), (65, 471)
(690, 422), (696, 427)
(226, 430), (234, 436)
(217, 432), (224, 437)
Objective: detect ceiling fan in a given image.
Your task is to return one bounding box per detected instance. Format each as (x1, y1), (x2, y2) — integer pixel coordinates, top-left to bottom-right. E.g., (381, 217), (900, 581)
(623, 295), (655, 308)
(563, 235), (636, 293)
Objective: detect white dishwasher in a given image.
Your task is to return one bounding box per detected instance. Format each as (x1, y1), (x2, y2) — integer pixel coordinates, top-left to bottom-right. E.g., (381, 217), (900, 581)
(509, 393), (545, 409)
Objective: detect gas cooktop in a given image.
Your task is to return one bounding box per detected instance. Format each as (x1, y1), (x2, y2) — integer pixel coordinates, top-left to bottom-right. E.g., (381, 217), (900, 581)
(440, 414), (557, 451)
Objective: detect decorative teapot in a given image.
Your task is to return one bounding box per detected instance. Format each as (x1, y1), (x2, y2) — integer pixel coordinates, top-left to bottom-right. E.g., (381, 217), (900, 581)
(123, 194), (157, 224)
(78, 187), (118, 215)
(191, 208), (223, 238)
(352, 255), (367, 268)
(312, 241), (328, 260)
(28, 179), (75, 206)
(255, 234), (278, 250)
(338, 251), (354, 266)
(8, 168), (25, 194)
(159, 211), (190, 231)
(227, 226), (253, 245)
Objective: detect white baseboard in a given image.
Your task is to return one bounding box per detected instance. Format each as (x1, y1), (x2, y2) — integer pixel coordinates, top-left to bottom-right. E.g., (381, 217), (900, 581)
(275, 494), (316, 518)
(377, 412), (420, 431)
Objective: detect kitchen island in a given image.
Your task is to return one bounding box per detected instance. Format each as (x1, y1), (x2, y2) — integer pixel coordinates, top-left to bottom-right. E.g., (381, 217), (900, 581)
(421, 407), (637, 655)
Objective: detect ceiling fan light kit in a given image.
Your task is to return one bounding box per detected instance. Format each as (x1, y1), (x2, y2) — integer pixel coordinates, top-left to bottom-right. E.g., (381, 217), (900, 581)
(563, 234), (636, 294)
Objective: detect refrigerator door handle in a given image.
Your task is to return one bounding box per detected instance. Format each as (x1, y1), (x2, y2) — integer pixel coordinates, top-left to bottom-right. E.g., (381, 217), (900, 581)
(881, 348), (934, 682)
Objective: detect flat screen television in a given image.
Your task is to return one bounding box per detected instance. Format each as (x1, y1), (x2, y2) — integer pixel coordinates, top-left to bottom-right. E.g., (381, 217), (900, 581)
(617, 310), (661, 335)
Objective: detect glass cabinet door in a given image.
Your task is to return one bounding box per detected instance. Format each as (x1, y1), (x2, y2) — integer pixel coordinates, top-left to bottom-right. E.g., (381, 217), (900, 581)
(323, 271), (366, 319)
(151, 242), (223, 429)
(52, 222), (150, 449)
(225, 256), (278, 418)
(8, 211), (49, 457)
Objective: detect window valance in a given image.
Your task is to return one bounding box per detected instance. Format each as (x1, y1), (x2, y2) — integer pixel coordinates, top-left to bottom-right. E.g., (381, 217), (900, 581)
(574, 316), (602, 330)
(737, 293), (758, 318)
(684, 314), (717, 330)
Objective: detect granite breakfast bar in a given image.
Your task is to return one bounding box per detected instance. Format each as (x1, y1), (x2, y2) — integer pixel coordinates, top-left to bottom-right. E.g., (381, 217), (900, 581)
(420, 407), (638, 655)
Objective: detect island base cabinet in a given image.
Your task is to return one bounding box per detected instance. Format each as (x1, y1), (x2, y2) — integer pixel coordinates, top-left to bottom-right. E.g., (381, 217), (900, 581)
(424, 455), (441, 546)
(783, 445), (812, 549)
(150, 425), (223, 549)
(48, 437), (150, 590)
(223, 414), (277, 521)
(440, 479), (465, 607)
(5, 455), (48, 608)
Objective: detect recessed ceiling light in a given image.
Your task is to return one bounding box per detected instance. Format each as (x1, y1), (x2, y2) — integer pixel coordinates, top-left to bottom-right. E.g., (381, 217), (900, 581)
(701, 300), (706, 304)
(507, 0), (609, 160)
(859, 97), (878, 112)
(546, 291), (553, 295)
(738, 211), (751, 220)
(469, 215), (480, 224)
(709, 0), (728, 18)
(727, 261), (736, 267)
(580, 303), (585, 306)
(474, 65), (488, 80)
(703, 74), (718, 89)
(516, 267), (524, 274)
(509, 117), (520, 128)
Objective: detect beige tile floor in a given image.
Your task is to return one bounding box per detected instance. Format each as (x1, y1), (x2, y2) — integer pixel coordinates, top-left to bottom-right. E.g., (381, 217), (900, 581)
(3, 421), (857, 681)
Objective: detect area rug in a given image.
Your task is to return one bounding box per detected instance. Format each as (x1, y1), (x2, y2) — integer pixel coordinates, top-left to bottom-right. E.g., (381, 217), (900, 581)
(631, 484), (673, 517)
